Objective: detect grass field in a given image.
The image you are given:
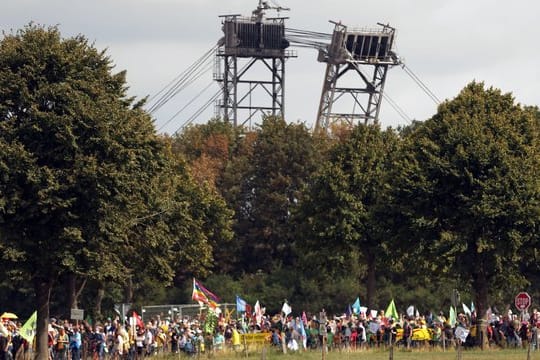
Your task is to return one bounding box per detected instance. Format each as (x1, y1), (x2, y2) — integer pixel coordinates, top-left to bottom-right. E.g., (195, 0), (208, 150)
(167, 347), (538, 360)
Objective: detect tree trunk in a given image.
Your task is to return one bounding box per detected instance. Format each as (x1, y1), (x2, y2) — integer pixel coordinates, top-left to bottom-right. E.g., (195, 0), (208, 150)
(124, 276), (133, 304)
(472, 255), (489, 349)
(67, 273), (88, 311)
(366, 253), (376, 309)
(67, 273), (77, 310)
(35, 277), (54, 360)
(93, 282), (105, 321)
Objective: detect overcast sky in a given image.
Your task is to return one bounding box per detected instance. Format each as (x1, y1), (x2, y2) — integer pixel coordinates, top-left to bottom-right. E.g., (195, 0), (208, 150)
(2, 0), (539, 134)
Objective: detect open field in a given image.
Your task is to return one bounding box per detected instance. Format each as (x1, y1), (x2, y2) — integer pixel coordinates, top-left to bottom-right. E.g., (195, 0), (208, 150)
(164, 347), (539, 360)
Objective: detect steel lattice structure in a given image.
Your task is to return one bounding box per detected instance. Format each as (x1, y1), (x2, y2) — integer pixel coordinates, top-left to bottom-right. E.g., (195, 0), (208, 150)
(315, 22), (400, 132)
(216, 2), (296, 128)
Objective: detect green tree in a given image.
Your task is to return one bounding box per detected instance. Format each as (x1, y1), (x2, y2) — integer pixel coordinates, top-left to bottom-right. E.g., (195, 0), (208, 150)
(171, 120), (237, 274)
(296, 124), (399, 308)
(392, 82), (540, 347)
(0, 25), (169, 358)
(230, 117), (321, 273)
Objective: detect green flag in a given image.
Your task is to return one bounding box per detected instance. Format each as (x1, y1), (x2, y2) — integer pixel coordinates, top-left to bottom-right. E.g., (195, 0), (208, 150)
(385, 299), (399, 321)
(20, 311), (37, 343)
(449, 306), (457, 326)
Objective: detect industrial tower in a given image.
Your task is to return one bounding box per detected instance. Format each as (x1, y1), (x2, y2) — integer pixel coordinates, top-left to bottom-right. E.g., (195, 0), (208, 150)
(315, 22), (400, 132)
(216, 1), (296, 128)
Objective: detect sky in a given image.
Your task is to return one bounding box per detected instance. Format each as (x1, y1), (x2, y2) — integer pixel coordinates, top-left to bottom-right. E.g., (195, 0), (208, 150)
(2, 0), (539, 134)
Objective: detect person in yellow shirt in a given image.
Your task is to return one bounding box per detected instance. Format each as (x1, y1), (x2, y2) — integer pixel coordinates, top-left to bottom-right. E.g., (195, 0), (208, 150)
(232, 328), (241, 351)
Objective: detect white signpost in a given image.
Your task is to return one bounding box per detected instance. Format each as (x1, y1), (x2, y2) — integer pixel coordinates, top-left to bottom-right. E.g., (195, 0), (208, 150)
(70, 308), (84, 321)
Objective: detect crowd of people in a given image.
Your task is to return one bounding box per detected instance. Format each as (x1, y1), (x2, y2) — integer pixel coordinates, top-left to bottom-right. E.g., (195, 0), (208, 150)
(1, 306), (540, 360)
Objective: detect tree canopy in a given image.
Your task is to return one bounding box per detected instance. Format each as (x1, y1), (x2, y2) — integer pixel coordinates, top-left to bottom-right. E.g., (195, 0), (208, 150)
(2, 24), (540, 348)
(0, 25), (233, 359)
(390, 82), (540, 344)
(296, 124), (399, 307)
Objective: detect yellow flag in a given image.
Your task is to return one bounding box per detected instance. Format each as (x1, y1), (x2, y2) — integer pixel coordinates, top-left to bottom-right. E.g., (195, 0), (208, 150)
(20, 311), (37, 342)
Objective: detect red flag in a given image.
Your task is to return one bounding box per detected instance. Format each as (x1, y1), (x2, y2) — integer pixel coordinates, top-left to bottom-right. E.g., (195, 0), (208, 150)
(245, 304), (253, 318)
(132, 311), (144, 328)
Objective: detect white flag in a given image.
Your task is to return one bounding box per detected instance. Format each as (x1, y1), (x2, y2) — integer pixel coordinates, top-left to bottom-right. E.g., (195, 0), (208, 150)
(254, 300), (263, 325)
(282, 301), (292, 316)
(407, 305), (415, 317)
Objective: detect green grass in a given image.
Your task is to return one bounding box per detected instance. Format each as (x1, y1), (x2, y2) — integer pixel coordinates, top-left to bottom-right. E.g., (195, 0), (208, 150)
(164, 347), (538, 360)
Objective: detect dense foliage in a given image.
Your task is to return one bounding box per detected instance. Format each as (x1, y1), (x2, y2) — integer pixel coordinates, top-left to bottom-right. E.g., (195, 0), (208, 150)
(1, 25), (540, 352)
(0, 25), (233, 359)
(389, 83), (540, 343)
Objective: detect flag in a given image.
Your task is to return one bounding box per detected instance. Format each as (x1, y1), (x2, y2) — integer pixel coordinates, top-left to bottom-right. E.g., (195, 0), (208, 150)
(345, 304), (352, 319)
(192, 278), (208, 303)
(245, 304), (253, 318)
(132, 311), (144, 328)
(236, 295), (247, 313)
(20, 311), (37, 343)
(352, 297), (361, 314)
(282, 301), (292, 316)
(254, 300), (263, 325)
(192, 278), (220, 303)
(298, 317), (307, 350)
(449, 306), (457, 326)
(462, 303), (471, 316)
(385, 299), (399, 321)
(192, 278), (220, 311)
(302, 311), (308, 326)
(406, 305), (415, 317)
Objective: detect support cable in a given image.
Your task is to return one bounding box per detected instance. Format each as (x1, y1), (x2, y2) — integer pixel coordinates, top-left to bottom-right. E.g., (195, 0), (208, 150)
(149, 45), (216, 104)
(148, 46), (217, 114)
(158, 80), (216, 132)
(149, 56), (214, 114)
(172, 89), (223, 135)
(382, 92), (413, 124)
(401, 64), (441, 105)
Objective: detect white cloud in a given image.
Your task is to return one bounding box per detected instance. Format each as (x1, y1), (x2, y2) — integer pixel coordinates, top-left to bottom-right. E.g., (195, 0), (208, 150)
(1, 0), (539, 133)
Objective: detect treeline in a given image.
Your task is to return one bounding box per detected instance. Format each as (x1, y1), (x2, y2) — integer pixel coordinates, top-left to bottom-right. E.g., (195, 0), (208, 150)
(1, 25), (540, 355)
(170, 89), (540, 322)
